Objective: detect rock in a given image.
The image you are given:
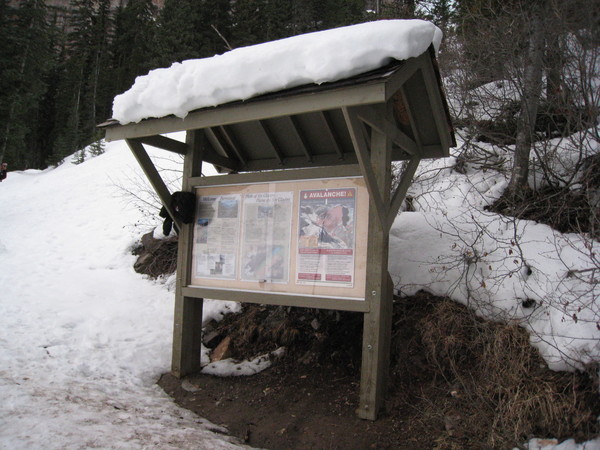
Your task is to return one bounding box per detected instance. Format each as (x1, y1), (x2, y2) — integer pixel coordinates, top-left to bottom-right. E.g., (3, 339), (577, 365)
(140, 231), (158, 250)
(203, 329), (224, 348)
(181, 379), (201, 392)
(133, 252), (153, 272)
(211, 336), (232, 362)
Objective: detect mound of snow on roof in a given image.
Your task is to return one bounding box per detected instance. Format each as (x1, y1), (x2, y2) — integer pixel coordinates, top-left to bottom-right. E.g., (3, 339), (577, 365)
(112, 20), (442, 124)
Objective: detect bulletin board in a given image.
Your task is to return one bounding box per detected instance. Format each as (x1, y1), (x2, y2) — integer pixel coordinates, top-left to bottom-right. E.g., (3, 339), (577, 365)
(190, 176), (369, 301)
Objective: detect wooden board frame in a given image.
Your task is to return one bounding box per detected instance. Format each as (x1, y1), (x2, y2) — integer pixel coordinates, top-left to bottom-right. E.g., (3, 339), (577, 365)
(187, 170), (370, 309)
(172, 127), (405, 420)
(124, 120), (425, 422)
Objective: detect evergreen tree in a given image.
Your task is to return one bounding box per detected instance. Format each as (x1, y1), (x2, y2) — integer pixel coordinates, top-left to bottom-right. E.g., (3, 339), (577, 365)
(0, 0), (54, 169)
(52, 0), (113, 163)
(422, 0), (456, 35)
(230, 0), (295, 47)
(379, 0), (421, 18)
(86, 0), (113, 133)
(153, 0), (201, 66)
(0, 0), (19, 165)
(111, 0), (158, 95)
(230, 0), (366, 49)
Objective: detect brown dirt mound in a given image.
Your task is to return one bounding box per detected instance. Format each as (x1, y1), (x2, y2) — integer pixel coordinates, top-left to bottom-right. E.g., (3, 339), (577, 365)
(158, 292), (599, 449)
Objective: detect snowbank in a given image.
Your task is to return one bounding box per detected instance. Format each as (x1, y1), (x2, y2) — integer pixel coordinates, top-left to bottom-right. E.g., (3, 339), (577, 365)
(388, 134), (600, 372)
(0, 140), (241, 449)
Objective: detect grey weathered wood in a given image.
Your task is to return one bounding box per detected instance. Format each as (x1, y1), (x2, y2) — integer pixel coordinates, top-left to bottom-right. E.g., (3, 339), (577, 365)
(103, 50), (455, 422)
(319, 111), (344, 159)
(189, 163), (362, 188)
(182, 287), (369, 312)
(356, 127), (393, 421)
(136, 135), (187, 155)
(384, 55), (421, 101)
(218, 126), (248, 166)
(205, 128), (235, 160)
(355, 105), (418, 156)
(171, 130), (205, 378)
(419, 55), (452, 154)
(103, 82), (386, 142)
(400, 86), (424, 150)
(387, 155), (421, 231)
(125, 139), (182, 230)
(243, 152), (358, 171)
(185, 151), (359, 176)
(258, 120), (285, 164)
(202, 148), (242, 172)
(204, 128), (243, 171)
(288, 116), (314, 162)
(342, 107), (387, 229)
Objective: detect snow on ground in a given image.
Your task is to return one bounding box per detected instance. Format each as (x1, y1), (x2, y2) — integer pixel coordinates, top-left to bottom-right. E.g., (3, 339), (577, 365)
(0, 133), (598, 448)
(389, 132), (600, 372)
(0, 139), (244, 449)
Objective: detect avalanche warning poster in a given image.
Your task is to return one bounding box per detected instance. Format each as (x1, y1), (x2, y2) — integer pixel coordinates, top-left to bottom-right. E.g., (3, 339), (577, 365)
(296, 188), (356, 287)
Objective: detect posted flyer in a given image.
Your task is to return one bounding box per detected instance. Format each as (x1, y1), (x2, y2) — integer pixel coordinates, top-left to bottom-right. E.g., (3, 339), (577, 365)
(296, 188), (357, 287)
(194, 194), (241, 279)
(240, 191), (293, 283)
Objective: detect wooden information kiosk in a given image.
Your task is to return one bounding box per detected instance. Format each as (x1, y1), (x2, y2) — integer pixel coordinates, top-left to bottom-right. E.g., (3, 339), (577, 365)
(101, 45), (454, 420)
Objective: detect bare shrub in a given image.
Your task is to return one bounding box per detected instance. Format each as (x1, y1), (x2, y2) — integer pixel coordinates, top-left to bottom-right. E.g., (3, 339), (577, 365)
(408, 295), (599, 447)
(133, 232), (178, 278)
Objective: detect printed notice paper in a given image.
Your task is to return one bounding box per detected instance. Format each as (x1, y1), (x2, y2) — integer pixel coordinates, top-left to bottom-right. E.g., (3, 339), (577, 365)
(296, 188), (356, 287)
(241, 192), (293, 283)
(194, 194), (241, 279)
(191, 177), (367, 301)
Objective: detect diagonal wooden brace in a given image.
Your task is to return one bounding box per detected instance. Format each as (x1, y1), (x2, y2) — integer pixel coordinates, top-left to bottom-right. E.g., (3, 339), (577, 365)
(342, 107), (388, 229)
(125, 138), (182, 231)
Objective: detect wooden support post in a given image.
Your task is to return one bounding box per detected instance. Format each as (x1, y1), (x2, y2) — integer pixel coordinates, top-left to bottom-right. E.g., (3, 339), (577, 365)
(356, 127), (393, 420)
(172, 130), (205, 378)
(342, 107), (387, 228)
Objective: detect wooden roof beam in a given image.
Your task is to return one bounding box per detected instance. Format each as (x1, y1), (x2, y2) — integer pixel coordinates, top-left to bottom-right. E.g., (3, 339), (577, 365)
(126, 138), (182, 230)
(354, 105), (418, 156)
(419, 55), (452, 153)
(258, 120), (285, 165)
(103, 82), (386, 142)
(135, 135), (188, 155)
(319, 111), (344, 159)
(218, 126), (248, 166)
(203, 148), (243, 172)
(398, 86), (424, 151)
(204, 128), (244, 172)
(384, 55), (421, 101)
(205, 127), (235, 160)
(342, 106), (387, 228)
(387, 155), (420, 231)
(288, 116), (313, 163)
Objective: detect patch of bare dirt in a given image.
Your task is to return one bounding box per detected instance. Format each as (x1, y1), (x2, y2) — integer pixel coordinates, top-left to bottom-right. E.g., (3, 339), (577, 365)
(158, 293), (600, 449)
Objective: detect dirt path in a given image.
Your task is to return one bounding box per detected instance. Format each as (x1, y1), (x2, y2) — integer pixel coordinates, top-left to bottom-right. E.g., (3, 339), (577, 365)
(159, 364), (433, 450)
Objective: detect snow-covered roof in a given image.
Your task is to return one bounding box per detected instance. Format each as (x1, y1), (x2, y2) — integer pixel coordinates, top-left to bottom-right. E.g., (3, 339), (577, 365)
(112, 20), (443, 125)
